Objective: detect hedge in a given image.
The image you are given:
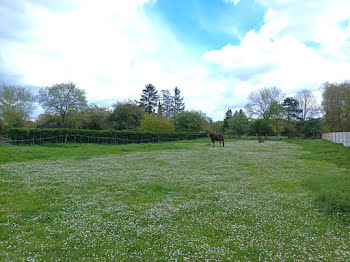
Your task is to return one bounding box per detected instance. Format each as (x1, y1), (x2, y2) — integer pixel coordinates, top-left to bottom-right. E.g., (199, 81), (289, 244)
(0, 128), (207, 145)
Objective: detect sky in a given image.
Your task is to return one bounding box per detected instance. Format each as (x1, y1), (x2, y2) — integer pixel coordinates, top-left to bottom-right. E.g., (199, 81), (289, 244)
(1, 0), (350, 121)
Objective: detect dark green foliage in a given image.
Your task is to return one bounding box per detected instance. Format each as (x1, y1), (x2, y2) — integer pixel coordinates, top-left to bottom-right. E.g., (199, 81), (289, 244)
(172, 87), (185, 115)
(223, 109), (232, 132)
(80, 104), (111, 130)
(282, 97), (302, 138)
(249, 118), (273, 136)
(282, 97), (302, 121)
(228, 110), (249, 137)
(108, 102), (143, 130)
(301, 118), (321, 138)
(174, 111), (203, 132)
(36, 113), (62, 127)
(0, 128), (206, 145)
(138, 84), (159, 114)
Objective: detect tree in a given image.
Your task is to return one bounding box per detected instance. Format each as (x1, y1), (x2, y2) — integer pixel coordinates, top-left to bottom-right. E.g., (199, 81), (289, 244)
(172, 87), (185, 115)
(108, 101), (143, 130)
(249, 118), (273, 137)
(139, 114), (174, 132)
(282, 97), (302, 138)
(228, 110), (249, 137)
(322, 81), (350, 132)
(38, 82), (87, 125)
(36, 113), (62, 127)
(174, 111), (203, 132)
(295, 89), (319, 121)
(245, 87), (284, 118)
(81, 104), (111, 130)
(223, 109), (232, 133)
(197, 111), (213, 132)
(264, 101), (285, 137)
(212, 121), (224, 134)
(0, 84), (36, 127)
(160, 89), (173, 118)
(138, 84), (159, 114)
(157, 101), (163, 117)
(301, 118), (321, 138)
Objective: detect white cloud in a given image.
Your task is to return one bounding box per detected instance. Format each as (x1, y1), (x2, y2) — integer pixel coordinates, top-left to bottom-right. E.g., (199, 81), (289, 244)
(1, 0), (218, 113)
(204, 0), (350, 106)
(2, 0), (350, 121)
(223, 0), (240, 5)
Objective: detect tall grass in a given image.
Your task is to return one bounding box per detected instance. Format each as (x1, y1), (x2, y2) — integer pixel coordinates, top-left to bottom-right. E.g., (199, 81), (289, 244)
(288, 139), (350, 220)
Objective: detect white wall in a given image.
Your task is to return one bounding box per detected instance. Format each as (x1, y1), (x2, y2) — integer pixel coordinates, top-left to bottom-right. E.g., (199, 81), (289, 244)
(322, 132), (350, 147)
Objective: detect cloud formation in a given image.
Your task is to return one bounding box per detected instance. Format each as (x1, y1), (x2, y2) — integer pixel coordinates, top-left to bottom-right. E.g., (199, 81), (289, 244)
(1, 0), (350, 120)
(203, 0), (350, 108)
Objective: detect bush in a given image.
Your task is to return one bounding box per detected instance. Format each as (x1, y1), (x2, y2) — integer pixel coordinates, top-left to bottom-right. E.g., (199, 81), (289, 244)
(174, 111), (203, 132)
(108, 102), (143, 130)
(140, 114), (174, 132)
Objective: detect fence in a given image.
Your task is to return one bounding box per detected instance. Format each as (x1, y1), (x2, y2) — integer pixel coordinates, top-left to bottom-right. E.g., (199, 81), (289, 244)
(0, 128), (207, 145)
(322, 132), (350, 147)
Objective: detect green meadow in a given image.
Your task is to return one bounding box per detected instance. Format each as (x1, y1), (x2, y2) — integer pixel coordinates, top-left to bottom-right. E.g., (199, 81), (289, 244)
(1, 139), (350, 261)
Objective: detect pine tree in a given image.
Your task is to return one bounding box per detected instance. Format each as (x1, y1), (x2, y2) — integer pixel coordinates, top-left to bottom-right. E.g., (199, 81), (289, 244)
(160, 89), (173, 118)
(282, 97), (302, 138)
(223, 109), (232, 132)
(172, 87), (185, 115)
(138, 84), (159, 114)
(157, 101), (163, 117)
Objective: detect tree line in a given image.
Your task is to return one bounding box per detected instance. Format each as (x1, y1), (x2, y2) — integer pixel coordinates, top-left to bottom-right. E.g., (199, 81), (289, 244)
(0, 82), (210, 133)
(1, 80), (349, 136)
(214, 86), (322, 138)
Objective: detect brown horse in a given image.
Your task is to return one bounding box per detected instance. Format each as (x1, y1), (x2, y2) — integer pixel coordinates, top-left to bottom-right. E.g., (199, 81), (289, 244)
(258, 136), (265, 143)
(208, 132), (224, 147)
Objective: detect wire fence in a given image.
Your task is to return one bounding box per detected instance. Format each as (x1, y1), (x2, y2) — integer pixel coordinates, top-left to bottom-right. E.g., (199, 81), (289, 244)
(0, 133), (207, 146)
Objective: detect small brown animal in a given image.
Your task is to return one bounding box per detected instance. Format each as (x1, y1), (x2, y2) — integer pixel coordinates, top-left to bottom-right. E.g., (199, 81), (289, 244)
(258, 136), (264, 143)
(208, 132), (224, 147)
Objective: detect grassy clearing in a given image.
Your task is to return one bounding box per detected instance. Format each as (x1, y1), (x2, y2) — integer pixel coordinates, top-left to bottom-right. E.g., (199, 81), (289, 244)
(287, 139), (350, 219)
(1, 140), (350, 260)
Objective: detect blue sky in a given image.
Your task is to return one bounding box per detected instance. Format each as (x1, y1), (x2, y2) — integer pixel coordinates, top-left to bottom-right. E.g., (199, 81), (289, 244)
(145, 0), (265, 52)
(1, 0), (350, 120)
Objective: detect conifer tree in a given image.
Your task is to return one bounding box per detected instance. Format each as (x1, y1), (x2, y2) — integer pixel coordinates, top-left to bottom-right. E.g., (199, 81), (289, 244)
(172, 87), (185, 115)
(160, 89), (173, 118)
(138, 84), (159, 114)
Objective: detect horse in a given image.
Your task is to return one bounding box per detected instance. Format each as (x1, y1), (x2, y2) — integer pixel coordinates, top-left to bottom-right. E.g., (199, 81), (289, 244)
(208, 132), (224, 147)
(258, 136), (265, 143)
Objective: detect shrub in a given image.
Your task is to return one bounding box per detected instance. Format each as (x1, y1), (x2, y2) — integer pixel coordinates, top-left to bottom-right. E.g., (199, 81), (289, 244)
(139, 114), (175, 132)
(174, 111), (203, 132)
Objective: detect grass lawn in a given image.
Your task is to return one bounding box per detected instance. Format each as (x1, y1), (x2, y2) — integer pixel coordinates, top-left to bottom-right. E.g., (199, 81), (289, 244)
(1, 139), (350, 260)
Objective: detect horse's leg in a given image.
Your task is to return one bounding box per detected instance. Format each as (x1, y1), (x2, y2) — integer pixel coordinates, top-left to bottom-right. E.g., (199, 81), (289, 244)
(212, 139), (215, 147)
(223, 139), (224, 147)
(219, 140), (221, 147)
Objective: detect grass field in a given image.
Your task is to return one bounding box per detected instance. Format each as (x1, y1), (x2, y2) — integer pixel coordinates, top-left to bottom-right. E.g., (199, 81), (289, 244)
(1, 139), (350, 260)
